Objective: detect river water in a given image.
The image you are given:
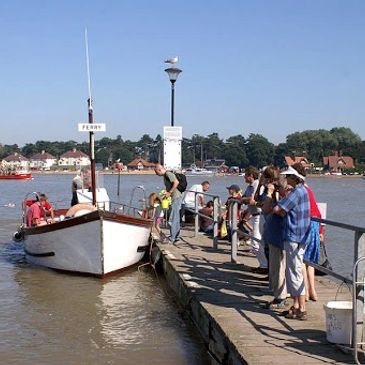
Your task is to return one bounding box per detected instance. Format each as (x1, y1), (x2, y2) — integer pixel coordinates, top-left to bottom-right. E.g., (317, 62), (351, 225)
(0, 173), (364, 364)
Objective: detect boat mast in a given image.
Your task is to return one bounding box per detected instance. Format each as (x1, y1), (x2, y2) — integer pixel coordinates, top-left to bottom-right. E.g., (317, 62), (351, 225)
(85, 28), (97, 206)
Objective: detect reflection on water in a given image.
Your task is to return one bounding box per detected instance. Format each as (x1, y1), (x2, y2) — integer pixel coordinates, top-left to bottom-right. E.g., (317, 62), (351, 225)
(0, 220), (209, 365)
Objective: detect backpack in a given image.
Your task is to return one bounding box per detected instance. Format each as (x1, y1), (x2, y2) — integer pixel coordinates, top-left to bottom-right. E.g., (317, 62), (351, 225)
(165, 171), (188, 193)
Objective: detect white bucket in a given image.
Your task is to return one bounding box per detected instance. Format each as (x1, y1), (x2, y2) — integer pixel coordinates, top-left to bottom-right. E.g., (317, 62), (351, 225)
(323, 301), (352, 345)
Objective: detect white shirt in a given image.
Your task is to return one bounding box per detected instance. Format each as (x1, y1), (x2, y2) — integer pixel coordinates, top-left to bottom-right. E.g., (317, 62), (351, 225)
(183, 184), (204, 208)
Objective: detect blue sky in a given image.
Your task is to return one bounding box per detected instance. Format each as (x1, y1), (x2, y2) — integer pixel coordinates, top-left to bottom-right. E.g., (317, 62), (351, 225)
(1, 1), (365, 146)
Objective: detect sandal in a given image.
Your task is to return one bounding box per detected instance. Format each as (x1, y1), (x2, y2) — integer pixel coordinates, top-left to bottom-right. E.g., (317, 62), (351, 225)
(285, 308), (308, 320)
(281, 306), (296, 316)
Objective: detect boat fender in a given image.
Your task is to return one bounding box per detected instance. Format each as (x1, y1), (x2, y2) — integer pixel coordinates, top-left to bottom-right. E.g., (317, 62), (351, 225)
(13, 229), (24, 242)
(65, 203), (96, 218)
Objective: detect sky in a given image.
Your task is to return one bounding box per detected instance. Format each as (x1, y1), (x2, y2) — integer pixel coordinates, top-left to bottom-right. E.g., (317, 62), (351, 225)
(1, 0), (365, 146)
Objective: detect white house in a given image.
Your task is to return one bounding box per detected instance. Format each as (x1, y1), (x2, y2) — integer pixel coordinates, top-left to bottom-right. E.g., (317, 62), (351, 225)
(30, 150), (57, 170)
(58, 149), (90, 167)
(3, 152), (30, 171)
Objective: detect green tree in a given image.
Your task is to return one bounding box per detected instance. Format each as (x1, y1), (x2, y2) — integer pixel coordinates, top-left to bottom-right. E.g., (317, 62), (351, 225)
(223, 135), (248, 167)
(245, 134), (274, 168)
(205, 133), (224, 160)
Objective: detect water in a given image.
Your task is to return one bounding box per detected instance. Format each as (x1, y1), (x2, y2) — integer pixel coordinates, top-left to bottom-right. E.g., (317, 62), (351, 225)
(0, 174), (211, 365)
(0, 173), (364, 364)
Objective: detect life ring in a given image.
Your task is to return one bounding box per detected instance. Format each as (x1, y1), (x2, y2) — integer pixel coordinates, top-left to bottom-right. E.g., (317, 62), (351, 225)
(65, 203), (96, 218)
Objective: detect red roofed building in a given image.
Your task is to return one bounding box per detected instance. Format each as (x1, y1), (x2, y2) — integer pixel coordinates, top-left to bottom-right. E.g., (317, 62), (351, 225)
(284, 156), (312, 169)
(3, 152), (30, 170)
(323, 153), (354, 173)
(127, 158), (156, 171)
(30, 150), (57, 170)
(59, 149), (90, 167)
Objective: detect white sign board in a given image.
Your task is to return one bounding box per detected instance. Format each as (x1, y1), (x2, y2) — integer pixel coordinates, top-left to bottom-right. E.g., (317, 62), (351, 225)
(164, 139), (181, 170)
(78, 123), (106, 132)
(164, 126), (182, 141)
(163, 125), (182, 170)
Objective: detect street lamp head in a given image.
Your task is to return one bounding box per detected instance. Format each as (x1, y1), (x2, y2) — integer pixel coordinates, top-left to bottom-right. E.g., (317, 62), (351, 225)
(165, 67), (182, 83)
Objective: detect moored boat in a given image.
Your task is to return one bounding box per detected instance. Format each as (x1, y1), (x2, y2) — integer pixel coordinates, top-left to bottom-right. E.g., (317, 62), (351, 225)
(21, 197), (152, 276)
(184, 168), (214, 177)
(14, 31), (152, 277)
(0, 172), (32, 180)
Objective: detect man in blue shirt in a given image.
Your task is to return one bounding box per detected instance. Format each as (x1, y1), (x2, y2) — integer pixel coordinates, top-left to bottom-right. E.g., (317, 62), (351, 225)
(274, 165), (310, 320)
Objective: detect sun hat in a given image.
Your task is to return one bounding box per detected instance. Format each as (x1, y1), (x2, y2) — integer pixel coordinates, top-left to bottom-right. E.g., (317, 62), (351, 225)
(280, 166), (306, 181)
(226, 184), (241, 192)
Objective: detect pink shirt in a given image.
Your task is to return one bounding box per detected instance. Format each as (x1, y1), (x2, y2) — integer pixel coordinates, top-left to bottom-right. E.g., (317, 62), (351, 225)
(26, 203), (42, 227)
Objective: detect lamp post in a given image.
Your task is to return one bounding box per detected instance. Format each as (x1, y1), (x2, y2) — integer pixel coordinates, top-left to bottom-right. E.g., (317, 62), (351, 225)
(165, 66), (182, 127)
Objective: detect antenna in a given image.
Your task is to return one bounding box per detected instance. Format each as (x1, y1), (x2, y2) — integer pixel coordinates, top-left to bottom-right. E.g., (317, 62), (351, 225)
(84, 28), (96, 206)
(85, 28), (92, 110)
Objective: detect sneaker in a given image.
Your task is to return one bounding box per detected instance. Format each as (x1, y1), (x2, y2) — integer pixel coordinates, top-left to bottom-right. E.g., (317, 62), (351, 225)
(160, 237), (171, 244)
(265, 299), (289, 310)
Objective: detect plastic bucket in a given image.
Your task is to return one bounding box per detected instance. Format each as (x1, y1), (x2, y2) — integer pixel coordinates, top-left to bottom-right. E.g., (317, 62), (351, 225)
(161, 199), (169, 209)
(323, 301), (352, 345)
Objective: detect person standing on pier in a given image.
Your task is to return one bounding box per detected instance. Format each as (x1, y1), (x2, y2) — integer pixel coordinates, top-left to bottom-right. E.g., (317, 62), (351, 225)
(274, 166), (310, 320)
(260, 166), (288, 309)
(241, 166), (268, 273)
(291, 162), (322, 302)
(154, 164), (182, 244)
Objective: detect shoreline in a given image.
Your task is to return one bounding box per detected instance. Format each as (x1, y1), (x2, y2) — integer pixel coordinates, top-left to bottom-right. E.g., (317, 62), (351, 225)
(31, 170), (363, 178)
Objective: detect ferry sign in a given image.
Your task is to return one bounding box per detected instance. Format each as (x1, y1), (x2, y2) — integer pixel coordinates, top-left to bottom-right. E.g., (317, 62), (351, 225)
(78, 123), (106, 132)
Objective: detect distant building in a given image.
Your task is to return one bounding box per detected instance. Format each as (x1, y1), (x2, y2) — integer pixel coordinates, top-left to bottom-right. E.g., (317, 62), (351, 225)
(203, 159), (228, 173)
(3, 152), (30, 170)
(284, 156), (313, 169)
(127, 157), (156, 171)
(323, 152), (354, 173)
(58, 149), (90, 168)
(30, 150), (57, 170)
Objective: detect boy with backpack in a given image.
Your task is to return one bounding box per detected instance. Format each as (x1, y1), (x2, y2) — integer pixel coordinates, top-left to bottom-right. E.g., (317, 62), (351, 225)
(154, 164), (187, 244)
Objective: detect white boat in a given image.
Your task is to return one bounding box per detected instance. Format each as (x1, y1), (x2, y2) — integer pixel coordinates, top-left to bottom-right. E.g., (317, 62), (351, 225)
(15, 33), (152, 277)
(20, 194), (151, 277)
(185, 168), (214, 177)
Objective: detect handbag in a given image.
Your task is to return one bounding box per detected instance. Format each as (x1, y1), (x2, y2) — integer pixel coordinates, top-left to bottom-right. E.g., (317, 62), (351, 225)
(220, 220), (228, 238)
(315, 242), (333, 276)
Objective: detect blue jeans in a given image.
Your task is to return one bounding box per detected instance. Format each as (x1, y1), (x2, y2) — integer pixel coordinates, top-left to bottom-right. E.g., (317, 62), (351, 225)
(168, 196), (182, 241)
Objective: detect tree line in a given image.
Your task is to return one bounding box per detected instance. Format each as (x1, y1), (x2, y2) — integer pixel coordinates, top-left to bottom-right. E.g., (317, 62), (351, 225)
(1, 127), (364, 169)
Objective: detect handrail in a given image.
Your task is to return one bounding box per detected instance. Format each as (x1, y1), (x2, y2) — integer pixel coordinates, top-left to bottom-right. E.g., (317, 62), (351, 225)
(312, 217), (365, 234)
(183, 189), (222, 249)
(184, 192), (365, 362)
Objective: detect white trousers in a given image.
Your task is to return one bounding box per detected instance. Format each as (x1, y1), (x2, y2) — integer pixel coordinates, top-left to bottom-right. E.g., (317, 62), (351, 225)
(250, 214), (267, 268)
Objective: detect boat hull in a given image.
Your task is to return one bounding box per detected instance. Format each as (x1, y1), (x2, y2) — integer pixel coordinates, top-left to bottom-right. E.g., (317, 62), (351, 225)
(0, 173), (32, 180)
(23, 210), (152, 276)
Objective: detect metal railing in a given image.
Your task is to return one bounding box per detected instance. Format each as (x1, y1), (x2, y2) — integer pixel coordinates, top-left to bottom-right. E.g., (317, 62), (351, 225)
(183, 190), (222, 249)
(184, 192), (365, 362)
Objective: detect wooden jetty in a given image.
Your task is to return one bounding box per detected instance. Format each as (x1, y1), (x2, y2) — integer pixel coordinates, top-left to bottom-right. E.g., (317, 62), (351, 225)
(158, 228), (354, 365)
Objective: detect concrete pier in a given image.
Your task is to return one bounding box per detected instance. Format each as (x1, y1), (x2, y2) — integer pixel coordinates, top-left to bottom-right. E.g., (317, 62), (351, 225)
(158, 228), (354, 364)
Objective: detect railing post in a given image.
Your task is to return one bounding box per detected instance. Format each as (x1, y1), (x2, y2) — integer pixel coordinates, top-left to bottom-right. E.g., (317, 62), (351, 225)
(213, 197), (219, 249)
(194, 192), (199, 237)
(353, 230), (365, 354)
(230, 201), (238, 263)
